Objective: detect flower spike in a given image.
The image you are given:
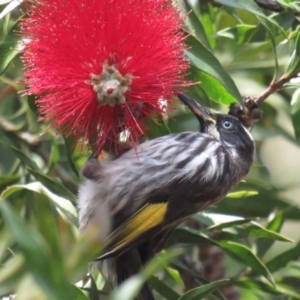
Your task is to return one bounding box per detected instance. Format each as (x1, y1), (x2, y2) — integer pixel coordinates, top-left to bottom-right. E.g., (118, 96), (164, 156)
(20, 0), (190, 148)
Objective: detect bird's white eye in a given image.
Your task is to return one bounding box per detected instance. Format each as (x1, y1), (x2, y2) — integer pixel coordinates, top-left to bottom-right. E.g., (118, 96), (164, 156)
(222, 120), (233, 130)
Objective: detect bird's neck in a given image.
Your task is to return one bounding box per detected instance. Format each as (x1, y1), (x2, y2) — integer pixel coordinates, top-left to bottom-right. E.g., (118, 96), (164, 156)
(225, 145), (254, 178)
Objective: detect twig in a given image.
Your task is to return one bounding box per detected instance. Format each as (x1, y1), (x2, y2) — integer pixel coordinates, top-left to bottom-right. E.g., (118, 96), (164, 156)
(229, 71), (299, 128)
(253, 72), (298, 105)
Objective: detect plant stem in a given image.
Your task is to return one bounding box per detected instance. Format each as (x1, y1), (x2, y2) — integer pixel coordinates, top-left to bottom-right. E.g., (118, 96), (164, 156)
(254, 72), (299, 104)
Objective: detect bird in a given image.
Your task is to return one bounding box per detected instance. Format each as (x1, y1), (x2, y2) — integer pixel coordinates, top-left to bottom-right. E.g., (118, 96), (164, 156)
(78, 93), (255, 300)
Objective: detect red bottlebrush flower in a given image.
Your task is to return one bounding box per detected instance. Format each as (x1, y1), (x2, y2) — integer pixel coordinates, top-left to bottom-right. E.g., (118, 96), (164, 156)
(20, 0), (190, 149)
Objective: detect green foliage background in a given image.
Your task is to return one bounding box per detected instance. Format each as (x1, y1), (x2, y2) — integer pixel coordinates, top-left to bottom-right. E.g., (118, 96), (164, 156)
(1, 0), (300, 299)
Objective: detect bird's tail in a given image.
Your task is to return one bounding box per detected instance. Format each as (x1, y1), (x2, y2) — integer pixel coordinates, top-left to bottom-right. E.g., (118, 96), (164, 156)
(99, 247), (155, 300)
(116, 248), (155, 300)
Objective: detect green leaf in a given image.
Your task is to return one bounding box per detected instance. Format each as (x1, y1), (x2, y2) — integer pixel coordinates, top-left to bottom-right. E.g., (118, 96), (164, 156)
(227, 190), (258, 198)
(193, 212), (253, 230)
(168, 228), (219, 248)
(190, 68), (238, 105)
(142, 250), (181, 278)
(215, 0), (282, 80)
(275, 284), (300, 299)
(196, 1), (216, 49)
(27, 94), (38, 114)
(110, 276), (144, 300)
(63, 135), (79, 178)
(1, 182), (77, 226)
(185, 35), (241, 103)
(285, 27), (300, 76)
(65, 230), (104, 283)
(266, 240), (300, 273)
(178, 279), (229, 300)
(169, 228), (274, 284)
(149, 276), (180, 300)
(0, 0), (23, 19)
(173, 261), (227, 300)
(236, 279), (300, 299)
(206, 218), (254, 231)
(0, 140), (40, 171)
(183, 0), (210, 48)
(0, 22), (19, 75)
(217, 24), (257, 44)
(256, 210), (286, 258)
(31, 193), (64, 263)
(218, 241), (275, 286)
(47, 142), (60, 171)
(165, 267), (184, 287)
(0, 255), (25, 296)
(27, 168), (76, 203)
(0, 174), (20, 191)
(216, 187), (300, 221)
(0, 201), (74, 300)
(70, 286), (91, 300)
(217, 221), (292, 242)
(110, 250), (179, 300)
(291, 88), (300, 140)
(215, 0), (265, 16)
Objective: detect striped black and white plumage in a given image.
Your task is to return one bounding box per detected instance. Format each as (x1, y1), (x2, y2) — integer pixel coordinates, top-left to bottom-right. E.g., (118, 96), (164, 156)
(78, 94), (255, 299)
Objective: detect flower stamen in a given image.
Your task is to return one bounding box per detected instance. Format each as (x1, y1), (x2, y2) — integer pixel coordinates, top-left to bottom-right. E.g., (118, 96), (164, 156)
(90, 61), (132, 107)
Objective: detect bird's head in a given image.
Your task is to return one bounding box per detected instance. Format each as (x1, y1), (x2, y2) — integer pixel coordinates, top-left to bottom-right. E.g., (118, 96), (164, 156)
(177, 94), (255, 161)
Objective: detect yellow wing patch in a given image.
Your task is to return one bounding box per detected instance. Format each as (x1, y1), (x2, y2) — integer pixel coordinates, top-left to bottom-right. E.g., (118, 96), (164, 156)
(104, 203), (168, 255)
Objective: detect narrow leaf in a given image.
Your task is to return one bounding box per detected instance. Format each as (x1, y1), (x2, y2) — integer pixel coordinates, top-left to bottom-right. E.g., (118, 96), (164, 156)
(218, 241), (275, 286)
(173, 261), (227, 300)
(256, 210), (286, 257)
(110, 250), (179, 300)
(206, 219), (255, 232)
(149, 276), (180, 300)
(266, 240), (300, 273)
(63, 134), (79, 178)
(0, 201), (74, 300)
(219, 221), (293, 242)
(0, 255), (25, 295)
(215, 0), (283, 80)
(110, 276), (144, 300)
(27, 168), (76, 203)
(183, 0), (210, 48)
(215, 0), (265, 16)
(178, 279), (229, 300)
(185, 36), (241, 103)
(168, 228), (219, 247)
(0, 141), (40, 171)
(217, 25), (257, 44)
(236, 279), (300, 299)
(0, 22), (19, 74)
(190, 68), (237, 105)
(291, 88), (300, 140)
(0, 0), (23, 19)
(285, 28), (300, 76)
(227, 190), (258, 198)
(1, 182), (77, 225)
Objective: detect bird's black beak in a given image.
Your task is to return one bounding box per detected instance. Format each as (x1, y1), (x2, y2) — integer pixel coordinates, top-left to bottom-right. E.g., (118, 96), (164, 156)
(177, 93), (216, 126)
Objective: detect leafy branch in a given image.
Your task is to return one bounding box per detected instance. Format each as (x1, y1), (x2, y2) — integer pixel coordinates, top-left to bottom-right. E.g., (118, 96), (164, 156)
(0, 116), (77, 194)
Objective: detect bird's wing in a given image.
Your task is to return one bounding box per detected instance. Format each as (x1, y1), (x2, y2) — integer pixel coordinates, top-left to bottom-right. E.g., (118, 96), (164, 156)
(94, 132), (222, 259)
(101, 132), (216, 213)
(98, 202), (168, 259)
